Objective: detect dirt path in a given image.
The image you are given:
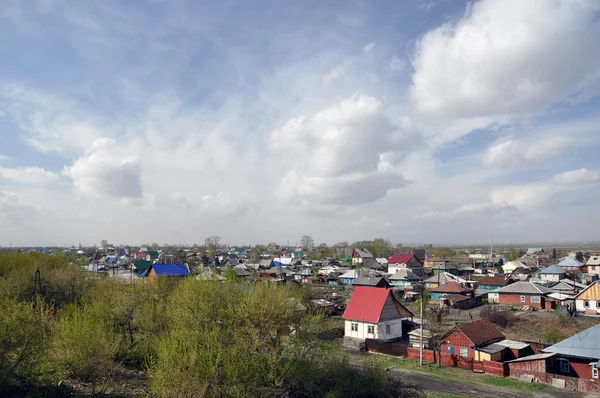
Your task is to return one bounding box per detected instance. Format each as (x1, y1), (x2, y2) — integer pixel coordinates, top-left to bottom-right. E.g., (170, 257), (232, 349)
(389, 367), (590, 398)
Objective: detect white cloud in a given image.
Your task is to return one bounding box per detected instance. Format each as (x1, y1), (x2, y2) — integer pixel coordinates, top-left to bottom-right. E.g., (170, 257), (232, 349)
(553, 168), (600, 185)
(0, 166), (60, 186)
(0, 154), (10, 161)
(363, 43), (375, 53)
(62, 138), (143, 198)
(483, 136), (570, 167)
(270, 95), (418, 206)
(412, 0), (600, 121)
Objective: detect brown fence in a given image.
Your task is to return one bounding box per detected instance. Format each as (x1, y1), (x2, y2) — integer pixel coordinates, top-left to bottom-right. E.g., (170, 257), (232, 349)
(365, 339), (408, 357)
(406, 347), (507, 376)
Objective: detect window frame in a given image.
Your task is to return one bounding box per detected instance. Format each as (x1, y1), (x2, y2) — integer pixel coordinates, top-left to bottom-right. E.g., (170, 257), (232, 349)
(560, 359), (570, 374)
(520, 295), (526, 303)
(585, 301), (590, 308)
(593, 365), (598, 379)
(530, 296), (541, 303)
(386, 324), (391, 334)
(460, 346), (468, 358)
(367, 325), (375, 335)
(351, 322), (358, 332)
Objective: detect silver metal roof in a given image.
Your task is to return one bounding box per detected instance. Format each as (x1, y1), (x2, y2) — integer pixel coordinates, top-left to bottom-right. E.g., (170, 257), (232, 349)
(543, 323), (600, 359)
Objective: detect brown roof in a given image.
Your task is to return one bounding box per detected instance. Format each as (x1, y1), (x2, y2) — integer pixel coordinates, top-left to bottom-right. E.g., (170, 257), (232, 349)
(430, 281), (473, 293)
(478, 276), (509, 287)
(446, 320), (505, 347)
(441, 294), (470, 302)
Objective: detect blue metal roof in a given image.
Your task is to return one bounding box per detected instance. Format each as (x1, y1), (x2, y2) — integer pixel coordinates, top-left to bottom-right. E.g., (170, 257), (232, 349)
(107, 258), (116, 264)
(152, 263), (190, 277)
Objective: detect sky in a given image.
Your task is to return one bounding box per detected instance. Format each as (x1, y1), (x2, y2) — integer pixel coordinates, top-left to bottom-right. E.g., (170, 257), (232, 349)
(1, 0), (600, 247)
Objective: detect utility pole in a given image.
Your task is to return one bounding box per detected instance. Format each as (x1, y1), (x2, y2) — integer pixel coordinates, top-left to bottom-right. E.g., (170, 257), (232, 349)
(420, 285), (424, 366)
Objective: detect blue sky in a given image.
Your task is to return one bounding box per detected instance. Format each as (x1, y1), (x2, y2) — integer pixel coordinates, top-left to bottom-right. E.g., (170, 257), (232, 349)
(1, 0), (600, 247)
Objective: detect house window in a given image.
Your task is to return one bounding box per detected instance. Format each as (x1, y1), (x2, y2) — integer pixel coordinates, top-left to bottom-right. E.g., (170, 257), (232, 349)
(520, 295), (526, 303)
(530, 296), (540, 303)
(560, 359), (570, 373)
(593, 365), (598, 379)
(386, 325), (391, 334)
(460, 346), (468, 357)
(597, 301), (600, 309)
(351, 322), (358, 332)
(585, 301), (590, 308)
(367, 325), (375, 335)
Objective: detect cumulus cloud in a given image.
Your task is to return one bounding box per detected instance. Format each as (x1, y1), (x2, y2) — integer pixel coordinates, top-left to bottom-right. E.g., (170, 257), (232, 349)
(553, 168), (600, 185)
(270, 95), (417, 206)
(0, 166), (60, 186)
(483, 136), (570, 167)
(62, 138), (143, 198)
(0, 155), (11, 161)
(411, 0), (600, 121)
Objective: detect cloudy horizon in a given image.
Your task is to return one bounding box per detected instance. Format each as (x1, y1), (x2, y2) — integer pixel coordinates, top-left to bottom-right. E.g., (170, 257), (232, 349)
(1, 0), (600, 247)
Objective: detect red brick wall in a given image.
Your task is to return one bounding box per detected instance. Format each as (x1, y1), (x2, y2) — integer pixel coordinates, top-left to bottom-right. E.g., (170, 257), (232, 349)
(498, 293), (544, 309)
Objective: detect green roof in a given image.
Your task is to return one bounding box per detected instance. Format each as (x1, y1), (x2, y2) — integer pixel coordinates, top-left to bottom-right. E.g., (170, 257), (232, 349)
(133, 260), (152, 270)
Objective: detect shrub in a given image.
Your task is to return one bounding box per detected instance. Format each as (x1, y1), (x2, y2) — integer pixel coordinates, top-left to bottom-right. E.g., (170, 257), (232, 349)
(480, 306), (517, 328)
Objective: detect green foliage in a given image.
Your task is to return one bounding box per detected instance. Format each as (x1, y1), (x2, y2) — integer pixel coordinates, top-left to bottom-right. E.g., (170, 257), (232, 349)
(433, 248), (454, 258)
(50, 303), (121, 394)
(222, 268), (238, 281)
(0, 296), (45, 389)
(506, 248), (525, 261)
(544, 327), (563, 344)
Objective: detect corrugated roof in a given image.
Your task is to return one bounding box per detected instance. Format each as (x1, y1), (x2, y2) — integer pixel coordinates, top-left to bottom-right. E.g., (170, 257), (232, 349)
(543, 323), (600, 359)
(506, 353), (555, 363)
(343, 286), (413, 322)
(540, 264), (566, 275)
(526, 248), (544, 255)
(496, 281), (550, 295)
(477, 343), (506, 354)
(446, 320), (505, 347)
(389, 254), (415, 264)
(430, 282), (473, 293)
(586, 256), (600, 266)
(495, 339), (529, 350)
(152, 263), (189, 277)
(478, 276), (509, 287)
(389, 268), (420, 281)
(440, 294), (470, 302)
(423, 272), (466, 285)
(557, 257), (584, 268)
(352, 277), (391, 287)
(353, 248), (372, 258)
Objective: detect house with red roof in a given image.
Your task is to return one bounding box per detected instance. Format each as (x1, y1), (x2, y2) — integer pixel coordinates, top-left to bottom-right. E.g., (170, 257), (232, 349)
(430, 282), (474, 301)
(388, 253), (424, 277)
(343, 286), (414, 342)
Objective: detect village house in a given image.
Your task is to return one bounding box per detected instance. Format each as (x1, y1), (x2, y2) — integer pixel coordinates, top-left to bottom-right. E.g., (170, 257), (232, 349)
(539, 264), (567, 283)
(557, 257), (585, 272)
(495, 281), (552, 309)
(343, 285), (414, 343)
(430, 282), (474, 301)
(574, 281), (600, 314)
(477, 276), (513, 291)
(501, 260), (529, 274)
(388, 268), (420, 288)
(586, 256), (600, 275)
(440, 320), (505, 360)
(408, 328), (432, 349)
(352, 248), (373, 266)
(423, 271), (466, 289)
(387, 253), (424, 277)
(142, 263), (190, 283)
(543, 323), (600, 380)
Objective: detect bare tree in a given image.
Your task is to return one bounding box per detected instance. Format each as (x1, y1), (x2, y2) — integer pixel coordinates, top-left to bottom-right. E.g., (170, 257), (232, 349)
(205, 236), (222, 256)
(333, 241), (349, 258)
(300, 235), (314, 252)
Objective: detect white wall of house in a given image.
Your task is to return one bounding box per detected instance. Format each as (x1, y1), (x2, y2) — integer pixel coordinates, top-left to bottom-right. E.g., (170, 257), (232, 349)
(587, 264), (600, 275)
(541, 274), (561, 282)
(488, 292), (499, 303)
(576, 299), (600, 313)
(344, 319), (404, 341)
(345, 320), (377, 340)
(388, 263), (407, 275)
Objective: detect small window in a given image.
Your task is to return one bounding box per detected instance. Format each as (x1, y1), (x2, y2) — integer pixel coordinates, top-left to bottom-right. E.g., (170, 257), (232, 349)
(596, 302), (600, 309)
(386, 325), (391, 334)
(531, 296), (540, 303)
(520, 295), (526, 303)
(460, 346), (468, 357)
(593, 365), (598, 379)
(351, 322), (358, 332)
(560, 359), (570, 373)
(367, 325), (375, 335)
(585, 301), (590, 308)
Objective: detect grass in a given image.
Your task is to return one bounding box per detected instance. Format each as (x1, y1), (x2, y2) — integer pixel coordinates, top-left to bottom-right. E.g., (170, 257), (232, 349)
(423, 392), (464, 398)
(371, 354), (549, 392)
